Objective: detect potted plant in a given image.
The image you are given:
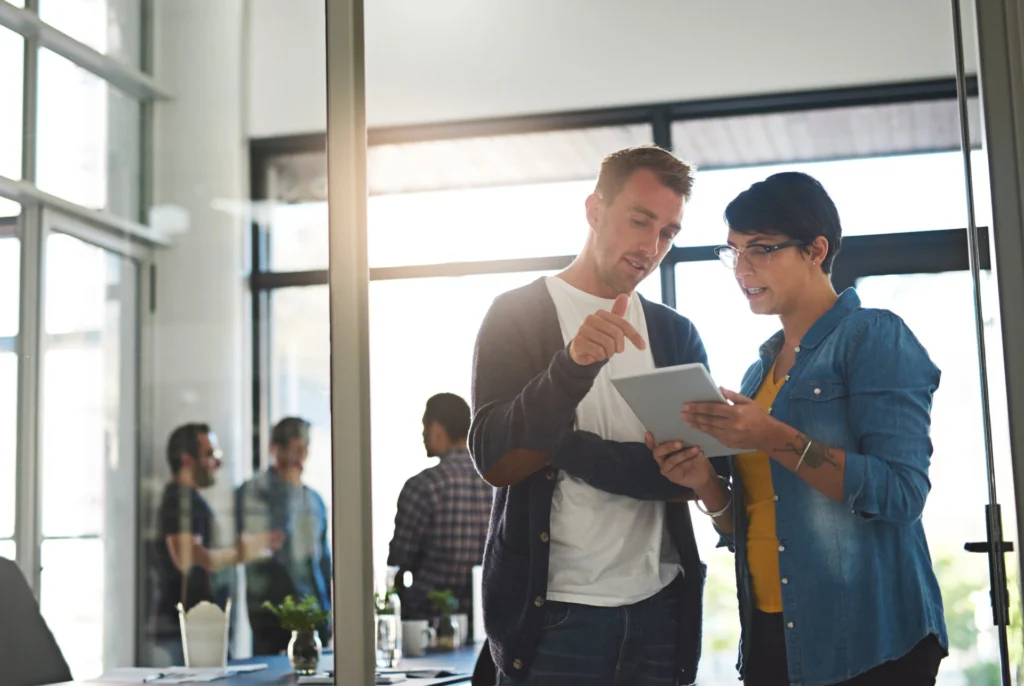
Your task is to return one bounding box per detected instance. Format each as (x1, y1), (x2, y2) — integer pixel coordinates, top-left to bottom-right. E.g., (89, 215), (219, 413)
(427, 589), (460, 652)
(263, 595), (331, 675)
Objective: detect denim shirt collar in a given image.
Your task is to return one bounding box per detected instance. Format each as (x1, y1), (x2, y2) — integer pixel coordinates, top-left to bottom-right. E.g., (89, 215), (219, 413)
(758, 288), (861, 361)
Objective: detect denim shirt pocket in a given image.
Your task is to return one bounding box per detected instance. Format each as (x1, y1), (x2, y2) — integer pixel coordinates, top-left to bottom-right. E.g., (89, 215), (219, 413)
(786, 379), (852, 447)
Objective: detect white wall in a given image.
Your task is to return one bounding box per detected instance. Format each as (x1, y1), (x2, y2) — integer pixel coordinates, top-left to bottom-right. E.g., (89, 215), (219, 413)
(247, 0), (977, 137)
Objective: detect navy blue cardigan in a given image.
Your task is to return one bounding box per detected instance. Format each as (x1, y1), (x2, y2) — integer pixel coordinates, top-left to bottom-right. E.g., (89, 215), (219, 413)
(469, 278), (709, 685)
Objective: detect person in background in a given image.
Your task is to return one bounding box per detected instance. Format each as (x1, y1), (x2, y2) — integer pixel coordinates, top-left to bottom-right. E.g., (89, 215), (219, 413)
(388, 393), (492, 631)
(237, 417), (333, 656)
(653, 172), (947, 685)
(152, 423), (282, 664)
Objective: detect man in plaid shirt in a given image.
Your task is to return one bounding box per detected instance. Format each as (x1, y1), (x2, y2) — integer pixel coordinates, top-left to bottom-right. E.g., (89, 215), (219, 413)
(388, 393), (493, 627)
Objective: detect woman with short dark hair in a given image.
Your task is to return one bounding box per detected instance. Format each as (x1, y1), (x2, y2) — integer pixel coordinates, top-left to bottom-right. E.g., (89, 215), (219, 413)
(650, 172), (948, 685)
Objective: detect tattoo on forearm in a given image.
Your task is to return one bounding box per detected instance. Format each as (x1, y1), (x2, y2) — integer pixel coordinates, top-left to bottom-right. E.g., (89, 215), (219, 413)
(777, 433), (841, 471)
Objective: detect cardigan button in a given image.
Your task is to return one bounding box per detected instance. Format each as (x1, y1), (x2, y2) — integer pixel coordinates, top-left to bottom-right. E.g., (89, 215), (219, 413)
(540, 532), (550, 543)
(546, 470), (556, 481)
(813, 387), (822, 395)
(534, 596), (545, 607)
(513, 658), (524, 670)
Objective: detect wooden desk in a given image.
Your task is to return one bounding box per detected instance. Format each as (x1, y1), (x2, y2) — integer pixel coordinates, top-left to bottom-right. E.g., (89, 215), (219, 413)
(57, 644), (481, 685)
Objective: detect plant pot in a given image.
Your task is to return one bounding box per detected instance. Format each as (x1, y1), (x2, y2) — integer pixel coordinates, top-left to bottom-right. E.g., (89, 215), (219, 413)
(436, 614), (459, 652)
(288, 629), (322, 675)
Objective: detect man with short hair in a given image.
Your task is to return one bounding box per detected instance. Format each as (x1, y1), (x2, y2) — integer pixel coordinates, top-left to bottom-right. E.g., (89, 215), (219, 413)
(152, 423), (281, 664)
(388, 393), (492, 628)
(237, 417), (333, 655)
(470, 146), (730, 685)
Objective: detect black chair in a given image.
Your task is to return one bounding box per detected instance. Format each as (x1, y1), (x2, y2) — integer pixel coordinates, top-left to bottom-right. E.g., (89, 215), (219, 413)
(0, 557), (73, 686)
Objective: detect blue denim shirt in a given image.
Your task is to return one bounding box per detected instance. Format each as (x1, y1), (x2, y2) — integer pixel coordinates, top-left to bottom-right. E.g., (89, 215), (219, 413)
(236, 469), (333, 621)
(722, 289), (947, 686)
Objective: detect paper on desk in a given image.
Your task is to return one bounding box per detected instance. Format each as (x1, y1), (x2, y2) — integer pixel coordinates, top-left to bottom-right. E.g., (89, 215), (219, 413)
(95, 664), (268, 683)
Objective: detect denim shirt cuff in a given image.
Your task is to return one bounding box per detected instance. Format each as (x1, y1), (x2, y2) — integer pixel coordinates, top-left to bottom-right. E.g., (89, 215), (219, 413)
(843, 450), (869, 512)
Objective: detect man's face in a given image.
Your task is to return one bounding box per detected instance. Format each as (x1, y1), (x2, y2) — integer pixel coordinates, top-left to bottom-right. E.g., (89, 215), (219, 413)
(192, 432), (222, 488)
(273, 437), (309, 473)
(586, 168), (684, 295)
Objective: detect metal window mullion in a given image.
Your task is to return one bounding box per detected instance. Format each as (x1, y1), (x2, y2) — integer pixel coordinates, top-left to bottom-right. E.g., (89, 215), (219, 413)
(0, 175), (170, 248)
(14, 204), (46, 595)
(0, 1), (170, 102)
(20, 0), (38, 185)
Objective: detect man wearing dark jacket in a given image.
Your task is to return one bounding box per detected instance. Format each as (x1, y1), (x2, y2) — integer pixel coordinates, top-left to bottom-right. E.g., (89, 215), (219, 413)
(469, 146), (731, 685)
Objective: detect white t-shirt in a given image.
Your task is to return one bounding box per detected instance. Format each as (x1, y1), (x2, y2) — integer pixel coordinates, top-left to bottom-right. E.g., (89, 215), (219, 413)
(544, 276), (681, 607)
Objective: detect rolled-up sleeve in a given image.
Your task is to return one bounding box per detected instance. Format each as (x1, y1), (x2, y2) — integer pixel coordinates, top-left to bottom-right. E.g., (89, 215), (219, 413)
(842, 312), (940, 524)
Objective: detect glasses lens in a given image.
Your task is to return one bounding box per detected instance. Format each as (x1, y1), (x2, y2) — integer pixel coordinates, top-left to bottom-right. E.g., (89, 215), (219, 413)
(716, 247), (738, 269)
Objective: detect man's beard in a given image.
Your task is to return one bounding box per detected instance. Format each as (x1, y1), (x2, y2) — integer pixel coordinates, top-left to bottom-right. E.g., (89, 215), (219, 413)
(195, 467), (215, 488)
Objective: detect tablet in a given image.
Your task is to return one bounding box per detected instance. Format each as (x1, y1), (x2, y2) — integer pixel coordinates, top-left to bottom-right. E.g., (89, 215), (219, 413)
(610, 362), (750, 457)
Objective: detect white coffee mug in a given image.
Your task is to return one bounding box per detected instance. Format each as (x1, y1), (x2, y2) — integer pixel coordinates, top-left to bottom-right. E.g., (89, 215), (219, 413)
(402, 620), (435, 658)
(452, 613), (469, 646)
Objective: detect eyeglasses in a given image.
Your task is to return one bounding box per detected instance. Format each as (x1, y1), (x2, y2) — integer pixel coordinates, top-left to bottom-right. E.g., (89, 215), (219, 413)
(714, 239), (806, 269)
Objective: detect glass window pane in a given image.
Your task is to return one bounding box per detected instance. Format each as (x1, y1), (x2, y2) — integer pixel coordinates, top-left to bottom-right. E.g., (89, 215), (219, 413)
(36, 49), (141, 218)
(0, 354), (16, 540)
(41, 234), (123, 538)
(367, 182), (593, 269)
(40, 538), (104, 679)
(679, 151), (991, 248)
(265, 125), (654, 271)
(39, 0), (142, 66)
(267, 202), (329, 273)
(0, 540), (14, 561)
(677, 151), (991, 247)
(674, 260), (780, 390)
(856, 272), (1010, 681)
(0, 230), (20, 338)
(0, 27), (23, 181)
(269, 286), (334, 529)
(0, 235), (19, 541)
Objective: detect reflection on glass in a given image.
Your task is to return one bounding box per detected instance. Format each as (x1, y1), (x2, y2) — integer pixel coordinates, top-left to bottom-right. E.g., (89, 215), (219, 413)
(40, 538), (104, 680)
(39, 0), (141, 66)
(0, 236), (19, 541)
(0, 27), (24, 182)
(36, 49), (141, 217)
(39, 233), (129, 680)
(677, 151), (991, 248)
(858, 272), (1018, 682)
(0, 539), (14, 561)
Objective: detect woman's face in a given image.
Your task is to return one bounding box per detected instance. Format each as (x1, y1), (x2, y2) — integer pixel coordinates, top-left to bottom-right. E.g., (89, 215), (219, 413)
(725, 229), (828, 316)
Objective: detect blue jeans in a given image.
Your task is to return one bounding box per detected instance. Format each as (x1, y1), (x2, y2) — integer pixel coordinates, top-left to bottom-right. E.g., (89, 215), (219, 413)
(499, 577), (681, 686)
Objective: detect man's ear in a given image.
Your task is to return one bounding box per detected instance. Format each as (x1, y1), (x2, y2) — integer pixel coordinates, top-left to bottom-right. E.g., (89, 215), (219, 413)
(585, 193), (602, 231)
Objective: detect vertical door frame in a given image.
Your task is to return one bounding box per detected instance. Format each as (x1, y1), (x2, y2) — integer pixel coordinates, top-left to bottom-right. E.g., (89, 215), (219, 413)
(324, 0), (375, 684)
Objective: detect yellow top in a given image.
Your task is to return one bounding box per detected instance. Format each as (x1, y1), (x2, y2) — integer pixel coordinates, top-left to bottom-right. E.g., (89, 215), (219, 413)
(734, 360), (786, 613)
